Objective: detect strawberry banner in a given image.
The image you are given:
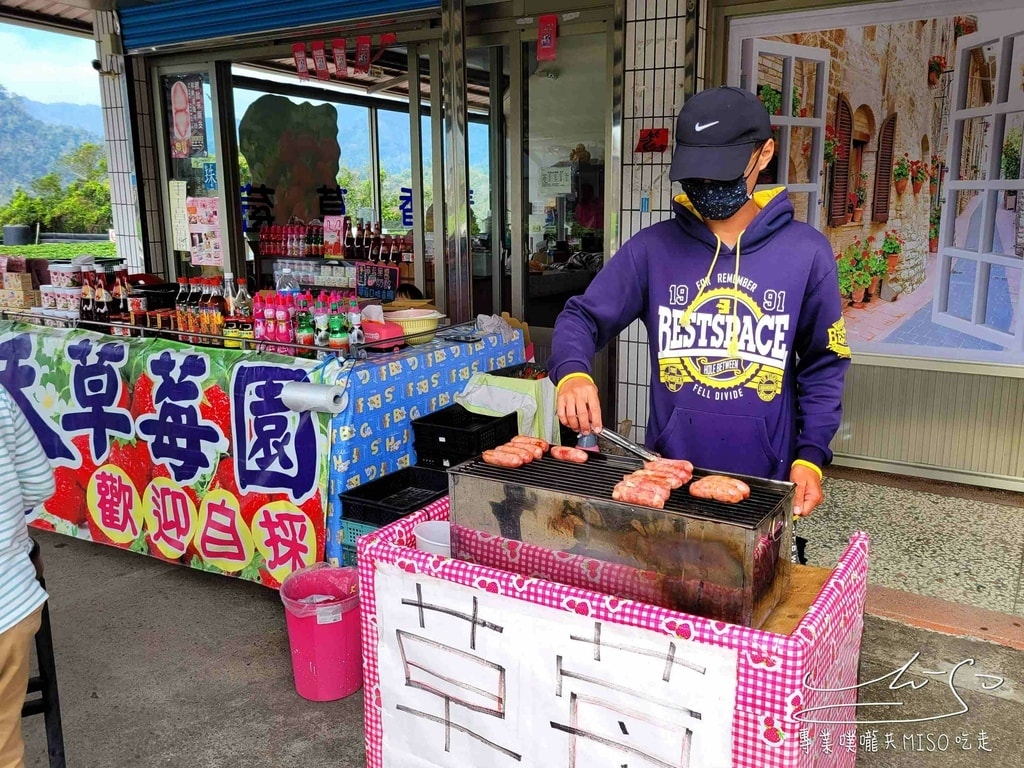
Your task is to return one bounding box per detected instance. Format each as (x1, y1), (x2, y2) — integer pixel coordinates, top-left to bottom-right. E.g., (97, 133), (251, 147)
(0, 321), (331, 587)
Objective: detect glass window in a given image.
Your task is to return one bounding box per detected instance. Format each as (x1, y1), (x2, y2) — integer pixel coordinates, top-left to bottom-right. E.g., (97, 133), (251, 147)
(378, 109), (412, 234)
(522, 33), (608, 328)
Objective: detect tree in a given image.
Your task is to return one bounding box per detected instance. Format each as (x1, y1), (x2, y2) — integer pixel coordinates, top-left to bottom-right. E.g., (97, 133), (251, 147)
(0, 144), (111, 233)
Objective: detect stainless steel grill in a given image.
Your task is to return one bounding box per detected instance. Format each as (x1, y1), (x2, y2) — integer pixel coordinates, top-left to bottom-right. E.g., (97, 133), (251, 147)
(448, 453), (795, 628)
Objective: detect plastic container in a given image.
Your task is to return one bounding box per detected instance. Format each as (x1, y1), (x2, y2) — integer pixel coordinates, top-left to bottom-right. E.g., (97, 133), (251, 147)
(55, 287), (81, 311)
(412, 404), (518, 457)
(49, 264), (82, 288)
(383, 308), (443, 345)
(339, 467), (448, 526)
(279, 563), (362, 702)
(39, 286), (57, 309)
(414, 521), (451, 557)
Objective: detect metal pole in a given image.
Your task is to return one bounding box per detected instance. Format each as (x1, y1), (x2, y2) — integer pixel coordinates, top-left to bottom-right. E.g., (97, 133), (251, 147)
(429, 41), (447, 314)
(509, 35), (524, 321)
(408, 44), (427, 293)
(442, 0), (472, 323)
(488, 46), (505, 315)
(369, 106), (382, 226)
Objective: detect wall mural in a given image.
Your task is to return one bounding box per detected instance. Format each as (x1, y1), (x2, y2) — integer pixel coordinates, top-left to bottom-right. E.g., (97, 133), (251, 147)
(754, 10), (1024, 362)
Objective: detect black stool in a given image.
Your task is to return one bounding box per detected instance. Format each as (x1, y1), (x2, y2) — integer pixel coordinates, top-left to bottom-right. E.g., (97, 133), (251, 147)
(21, 538), (66, 768)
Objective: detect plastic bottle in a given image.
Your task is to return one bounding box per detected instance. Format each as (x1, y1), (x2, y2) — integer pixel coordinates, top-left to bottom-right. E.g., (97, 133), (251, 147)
(174, 277), (189, 340)
(295, 294), (315, 356)
(235, 280), (254, 350)
(93, 267), (110, 329)
(276, 267), (299, 300)
(79, 268), (94, 323)
(313, 292), (330, 349)
(209, 277), (225, 346)
(327, 301), (348, 355)
(275, 294), (292, 354)
(253, 293), (266, 350)
(185, 276), (203, 343)
(347, 298), (364, 350)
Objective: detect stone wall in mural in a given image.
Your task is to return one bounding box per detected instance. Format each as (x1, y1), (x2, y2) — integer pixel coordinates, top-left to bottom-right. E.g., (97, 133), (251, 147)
(238, 95), (341, 224)
(756, 10), (1024, 361)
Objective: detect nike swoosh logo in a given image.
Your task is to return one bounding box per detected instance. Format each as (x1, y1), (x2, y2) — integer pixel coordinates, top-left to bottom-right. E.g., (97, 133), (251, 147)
(694, 121), (719, 132)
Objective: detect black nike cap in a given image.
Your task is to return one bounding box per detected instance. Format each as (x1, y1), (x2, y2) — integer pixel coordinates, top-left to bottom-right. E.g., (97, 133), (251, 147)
(669, 86), (773, 182)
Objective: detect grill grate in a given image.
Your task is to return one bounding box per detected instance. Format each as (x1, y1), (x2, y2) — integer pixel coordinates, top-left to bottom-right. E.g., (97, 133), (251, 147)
(449, 453), (790, 529)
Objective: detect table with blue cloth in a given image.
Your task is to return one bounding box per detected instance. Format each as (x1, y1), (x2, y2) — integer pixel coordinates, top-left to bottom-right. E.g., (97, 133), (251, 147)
(322, 329), (524, 563)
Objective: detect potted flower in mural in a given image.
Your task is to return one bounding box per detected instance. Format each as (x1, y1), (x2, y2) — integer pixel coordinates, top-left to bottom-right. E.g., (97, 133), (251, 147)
(928, 55), (947, 87)
(851, 264), (872, 308)
(1002, 128), (1021, 210)
(836, 251), (854, 302)
(930, 154), (943, 195)
(954, 15), (978, 39)
(929, 207), (941, 252)
(893, 154), (911, 194)
(881, 229), (904, 274)
(823, 125), (844, 166)
(867, 246), (888, 298)
(852, 172), (868, 222)
(757, 84), (801, 117)
(910, 159), (929, 195)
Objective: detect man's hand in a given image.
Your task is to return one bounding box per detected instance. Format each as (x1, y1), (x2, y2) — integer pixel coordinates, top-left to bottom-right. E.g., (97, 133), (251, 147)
(790, 463), (823, 518)
(557, 377), (603, 435)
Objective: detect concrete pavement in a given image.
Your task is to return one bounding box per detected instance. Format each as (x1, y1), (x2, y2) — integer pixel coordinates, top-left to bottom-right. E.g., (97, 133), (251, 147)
(19, 529), (1024, 768)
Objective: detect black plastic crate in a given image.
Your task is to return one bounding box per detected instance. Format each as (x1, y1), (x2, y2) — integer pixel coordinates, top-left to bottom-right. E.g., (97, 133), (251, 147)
(412, 404), (517, 456)
(339, 467), (449, 526)
(415, 449), (475, 470)
(489, 362), (549, 380)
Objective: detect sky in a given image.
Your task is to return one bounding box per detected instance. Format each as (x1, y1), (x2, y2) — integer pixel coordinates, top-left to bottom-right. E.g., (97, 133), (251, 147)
(0, 23), (100, 104)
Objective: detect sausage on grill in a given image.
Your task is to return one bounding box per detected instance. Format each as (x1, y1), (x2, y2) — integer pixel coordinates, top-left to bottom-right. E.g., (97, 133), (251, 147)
(550, 445), (589, 464)
(616, 478), (671, 503)
(689, 475), (746, 504)
(612, 483), (667, 509)
(504, 440), (543, 459)
(482, 450), (523, 468)
(646, 458), (694, 473)
(512, 435), (550, 452)
(644, 460), (694, 482)
(627, 470), (683, 490)
(496, 444), (535, 463)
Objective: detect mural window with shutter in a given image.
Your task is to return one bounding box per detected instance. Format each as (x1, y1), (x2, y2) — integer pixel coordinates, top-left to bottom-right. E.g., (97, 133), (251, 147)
(873, 114), (897, 223)
(828, 96), (854, 226)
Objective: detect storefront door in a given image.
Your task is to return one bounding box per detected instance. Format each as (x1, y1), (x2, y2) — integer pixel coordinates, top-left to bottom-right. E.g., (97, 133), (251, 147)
(467, 12), (616, 384)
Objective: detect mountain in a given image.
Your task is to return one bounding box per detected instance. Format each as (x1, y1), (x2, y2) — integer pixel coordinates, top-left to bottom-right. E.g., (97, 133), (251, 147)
(0, 85), (102, 204)
(18, 97), (104, 137)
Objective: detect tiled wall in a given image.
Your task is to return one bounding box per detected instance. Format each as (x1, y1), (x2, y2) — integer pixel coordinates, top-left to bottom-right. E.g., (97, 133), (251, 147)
(616, 0), (703, 442)
(94, 11), (145, 274)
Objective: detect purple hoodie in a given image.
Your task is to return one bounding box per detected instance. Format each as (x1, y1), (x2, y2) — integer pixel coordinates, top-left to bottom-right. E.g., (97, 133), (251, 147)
(549, 188), (851, 480)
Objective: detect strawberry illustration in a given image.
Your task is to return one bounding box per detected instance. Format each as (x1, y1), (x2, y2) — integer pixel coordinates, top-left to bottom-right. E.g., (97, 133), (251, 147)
(199, 384), (232, 452)
(131, 372), (155, 421)
(108, 440), (151, 496)
(44, 466), (87, 526)
(71, 434), (99, 487)
(298, 491), (327, 561)
(29, 519), (56, 532)
(763, 726), (783, 745)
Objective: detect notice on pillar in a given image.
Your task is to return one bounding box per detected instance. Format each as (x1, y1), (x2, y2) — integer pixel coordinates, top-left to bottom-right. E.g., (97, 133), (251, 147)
(169, 181), (191, 252)
(310, 41), (330, 81)
(332, 38), (348, 78)
(355, 36), (372, 73)
(186, 197), (223, 267)
(293, 42), (311, 81)
(537, 14), (558, 61)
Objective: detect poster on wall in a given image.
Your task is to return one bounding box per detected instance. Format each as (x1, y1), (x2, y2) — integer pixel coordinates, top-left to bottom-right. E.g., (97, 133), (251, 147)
(166, 74), (206, 159)
(739, 10), (1024, 364)
(0, 323), (331, 587)
(186, 196), (223, 266)
(356, 262), (399, 303)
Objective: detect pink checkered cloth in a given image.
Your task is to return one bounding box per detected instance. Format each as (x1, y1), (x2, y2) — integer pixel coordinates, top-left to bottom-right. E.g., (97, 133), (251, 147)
(358, 498), (869, 768)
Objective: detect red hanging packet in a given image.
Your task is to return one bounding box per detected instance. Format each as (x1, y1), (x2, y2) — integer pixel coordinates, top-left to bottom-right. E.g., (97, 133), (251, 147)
(332, 38), (348, 78)
(355, 36), (372, 73)
(537, 14), (558, 62)
(310, 41), (330, 81)
(292, 43), (310, 81)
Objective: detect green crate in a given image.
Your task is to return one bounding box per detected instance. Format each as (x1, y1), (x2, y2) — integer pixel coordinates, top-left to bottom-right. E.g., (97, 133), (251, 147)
(341, 518), (380, 548)
(341, 544), (358, 567)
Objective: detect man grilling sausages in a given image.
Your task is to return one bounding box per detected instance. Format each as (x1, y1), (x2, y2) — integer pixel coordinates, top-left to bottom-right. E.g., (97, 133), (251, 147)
(549, 86), (851, 522)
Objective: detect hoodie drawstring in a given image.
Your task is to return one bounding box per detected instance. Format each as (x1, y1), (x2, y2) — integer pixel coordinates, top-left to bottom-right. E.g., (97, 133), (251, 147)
(728, 232), (744, 358)
(685, 232), (745, 359)
(684, 235), (724, 328)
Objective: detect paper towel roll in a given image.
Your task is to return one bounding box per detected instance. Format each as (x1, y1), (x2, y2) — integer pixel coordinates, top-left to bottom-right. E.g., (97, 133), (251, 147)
(280, 382), (346, 414)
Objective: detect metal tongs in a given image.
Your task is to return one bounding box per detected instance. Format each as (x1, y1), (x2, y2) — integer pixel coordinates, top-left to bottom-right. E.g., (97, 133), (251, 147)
(590, 427), (661, 462)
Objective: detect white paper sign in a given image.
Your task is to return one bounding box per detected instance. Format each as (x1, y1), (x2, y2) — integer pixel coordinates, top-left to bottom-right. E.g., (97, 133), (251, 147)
(169, 181), (191, 252)
(540, 165), (572, 196)
(376, 564), (738, 768)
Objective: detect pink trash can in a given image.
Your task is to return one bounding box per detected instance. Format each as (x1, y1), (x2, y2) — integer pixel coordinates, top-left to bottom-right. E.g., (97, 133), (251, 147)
(280, 563), (362, 701)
